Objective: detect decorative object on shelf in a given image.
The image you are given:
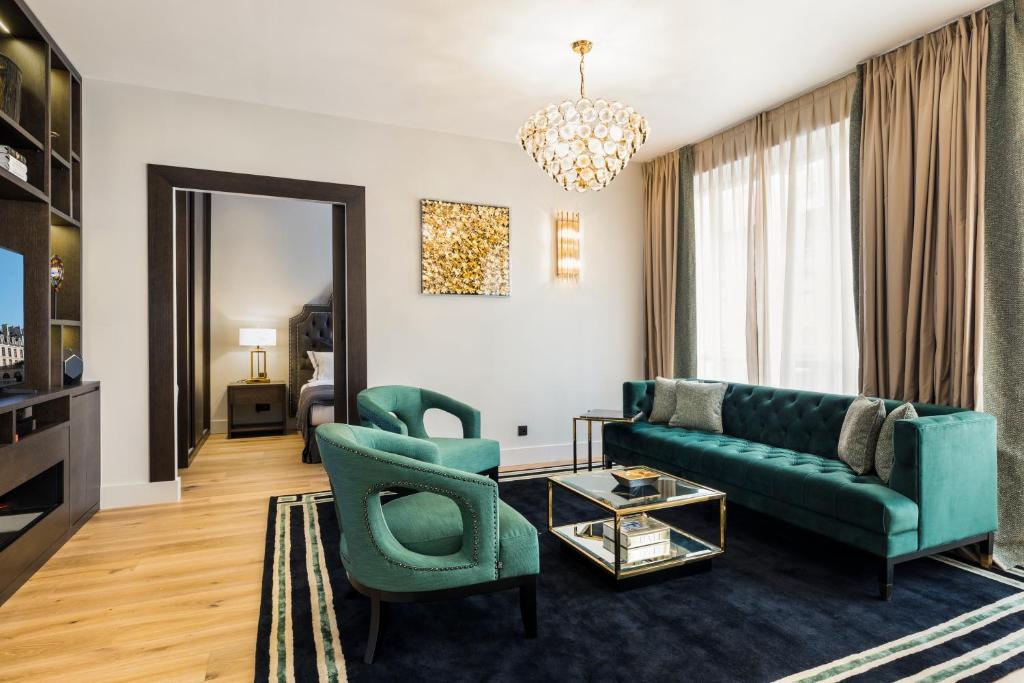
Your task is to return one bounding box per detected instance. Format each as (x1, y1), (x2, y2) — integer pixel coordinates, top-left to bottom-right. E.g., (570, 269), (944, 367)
(518, 40), (648, 192)
(555, 211), (581, 281)
(49, 254), (64, 316)
(0, 53), (22, 122)
(239, 327), (276, 383)
(62, 351), (83, 386)
(0, 145), (27, 181)
(421, 199), (510, 296)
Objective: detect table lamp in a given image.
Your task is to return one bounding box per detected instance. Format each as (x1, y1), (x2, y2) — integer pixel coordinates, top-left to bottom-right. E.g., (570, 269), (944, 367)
(239, 327), (276, 383)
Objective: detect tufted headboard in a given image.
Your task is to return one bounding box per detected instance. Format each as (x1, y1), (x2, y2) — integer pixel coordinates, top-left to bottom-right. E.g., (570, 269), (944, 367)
(288, 295), (333, 416)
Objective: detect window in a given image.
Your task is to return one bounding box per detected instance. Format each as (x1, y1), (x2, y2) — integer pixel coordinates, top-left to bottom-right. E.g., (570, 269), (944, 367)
(692, 77), (858, 394)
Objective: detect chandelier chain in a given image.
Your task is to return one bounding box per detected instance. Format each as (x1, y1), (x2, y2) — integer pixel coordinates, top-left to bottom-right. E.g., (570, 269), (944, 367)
(578, 51), (586, 100)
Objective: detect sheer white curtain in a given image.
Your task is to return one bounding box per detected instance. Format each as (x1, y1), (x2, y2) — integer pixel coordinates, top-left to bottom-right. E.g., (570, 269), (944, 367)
(693, 122), (755, 384)
(762, 81), (858, 393)
(693, 75), (858, 394)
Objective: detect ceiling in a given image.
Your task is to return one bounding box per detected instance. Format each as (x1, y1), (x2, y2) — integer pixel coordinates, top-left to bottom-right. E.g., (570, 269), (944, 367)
(27, 0), (989, 161)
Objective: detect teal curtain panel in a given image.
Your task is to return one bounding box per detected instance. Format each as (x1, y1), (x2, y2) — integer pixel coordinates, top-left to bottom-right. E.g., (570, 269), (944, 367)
(985, 0), (1024, 569)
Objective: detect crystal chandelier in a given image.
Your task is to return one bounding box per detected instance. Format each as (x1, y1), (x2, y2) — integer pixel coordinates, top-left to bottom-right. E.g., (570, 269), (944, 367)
(518, 40), (648, 192)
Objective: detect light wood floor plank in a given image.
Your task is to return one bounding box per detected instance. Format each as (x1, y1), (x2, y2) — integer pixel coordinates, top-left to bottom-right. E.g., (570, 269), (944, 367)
(0, 433), (329, 683)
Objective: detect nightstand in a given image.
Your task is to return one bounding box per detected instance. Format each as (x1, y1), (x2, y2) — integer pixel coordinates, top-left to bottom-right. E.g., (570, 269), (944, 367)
(227, 381), (287, 439)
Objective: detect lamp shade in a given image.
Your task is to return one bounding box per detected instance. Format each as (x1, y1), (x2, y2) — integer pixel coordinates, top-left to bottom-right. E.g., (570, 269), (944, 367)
(239, 327), (276, 347)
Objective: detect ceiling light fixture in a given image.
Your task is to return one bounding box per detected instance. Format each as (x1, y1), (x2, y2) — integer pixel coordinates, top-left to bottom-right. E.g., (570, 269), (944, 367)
(518, 40), (648, 192)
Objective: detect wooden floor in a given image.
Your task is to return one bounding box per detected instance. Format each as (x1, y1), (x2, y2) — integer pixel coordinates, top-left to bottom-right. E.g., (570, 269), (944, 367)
(0, 433), (329, 683)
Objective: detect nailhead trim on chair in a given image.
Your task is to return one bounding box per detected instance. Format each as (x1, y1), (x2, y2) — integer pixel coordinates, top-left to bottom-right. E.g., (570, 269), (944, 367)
(319, 435), (500, 578)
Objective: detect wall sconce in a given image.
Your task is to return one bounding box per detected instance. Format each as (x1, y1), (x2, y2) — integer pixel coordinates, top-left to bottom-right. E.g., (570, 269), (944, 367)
(555, 211), (581, 282)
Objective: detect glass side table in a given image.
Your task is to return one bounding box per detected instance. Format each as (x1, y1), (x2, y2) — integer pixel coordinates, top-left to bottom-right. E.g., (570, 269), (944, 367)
(572, 409), (640, 473)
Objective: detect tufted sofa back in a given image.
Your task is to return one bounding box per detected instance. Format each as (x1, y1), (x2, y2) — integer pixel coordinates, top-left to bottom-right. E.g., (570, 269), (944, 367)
(623, 380), (965, 459)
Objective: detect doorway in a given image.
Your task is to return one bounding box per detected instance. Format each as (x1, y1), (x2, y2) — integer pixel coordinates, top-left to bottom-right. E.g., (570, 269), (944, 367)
(147, 166), (366, 483)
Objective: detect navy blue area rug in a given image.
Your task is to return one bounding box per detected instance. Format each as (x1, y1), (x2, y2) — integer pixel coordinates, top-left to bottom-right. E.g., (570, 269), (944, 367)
(255, 476), (1024, 682)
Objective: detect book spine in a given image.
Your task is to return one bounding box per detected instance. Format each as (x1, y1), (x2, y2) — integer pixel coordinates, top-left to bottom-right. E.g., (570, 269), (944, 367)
(602, 538), (672, 563)
(603, 528), (671, 547)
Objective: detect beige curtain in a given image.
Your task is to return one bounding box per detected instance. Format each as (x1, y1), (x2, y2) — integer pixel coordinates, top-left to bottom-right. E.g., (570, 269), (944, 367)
(691, 75), (858, 393)
(859, 11), (988, 407)
(643, 152), (680, 378)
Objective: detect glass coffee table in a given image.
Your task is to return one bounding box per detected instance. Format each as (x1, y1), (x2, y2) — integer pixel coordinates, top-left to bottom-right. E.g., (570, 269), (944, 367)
(547, 466), (726, 581)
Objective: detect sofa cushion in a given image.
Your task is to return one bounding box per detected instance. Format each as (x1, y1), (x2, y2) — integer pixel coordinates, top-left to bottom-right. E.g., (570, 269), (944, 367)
(838, 396), (886, 474)
(604, 422), (918, 536)
(669, 381), (727, 433)
(382, 492), (539, 579)
(648, 377), (678, 423)
(426, 437), (500, 474)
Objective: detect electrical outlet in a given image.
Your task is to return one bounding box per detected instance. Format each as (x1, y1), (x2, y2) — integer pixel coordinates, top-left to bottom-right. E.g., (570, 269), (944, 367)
(517, 425), (528, 436)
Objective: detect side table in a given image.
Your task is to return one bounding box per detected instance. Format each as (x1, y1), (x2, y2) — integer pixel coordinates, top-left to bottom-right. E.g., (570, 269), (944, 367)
(571, 409), (640, 472)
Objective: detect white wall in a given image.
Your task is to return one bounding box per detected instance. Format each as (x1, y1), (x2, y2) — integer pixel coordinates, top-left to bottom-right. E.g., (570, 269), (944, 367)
(209, 194), (333, 433)
(83, 80), (644, 507)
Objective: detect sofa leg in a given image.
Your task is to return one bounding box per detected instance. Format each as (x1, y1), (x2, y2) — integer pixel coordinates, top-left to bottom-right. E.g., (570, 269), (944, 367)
(879, 559), (894, 601)
(980, 532), (995, 569)
(364, 591), (386, 664)
(519, 576), (537, 639)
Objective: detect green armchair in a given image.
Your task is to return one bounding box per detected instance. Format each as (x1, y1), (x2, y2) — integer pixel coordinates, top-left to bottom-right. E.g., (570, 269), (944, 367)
(315, 423), (539, 664)
(357, 385), (500, 479)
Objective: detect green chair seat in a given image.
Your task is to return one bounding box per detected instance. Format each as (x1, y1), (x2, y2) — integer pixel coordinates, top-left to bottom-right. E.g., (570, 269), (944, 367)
(605, 421), (918, 536)
(426, 437), (500, 475)
(383, 492), (539, 579)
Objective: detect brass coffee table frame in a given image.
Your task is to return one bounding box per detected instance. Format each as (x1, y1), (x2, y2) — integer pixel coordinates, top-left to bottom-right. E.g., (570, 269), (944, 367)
(547, 469), (726, 580)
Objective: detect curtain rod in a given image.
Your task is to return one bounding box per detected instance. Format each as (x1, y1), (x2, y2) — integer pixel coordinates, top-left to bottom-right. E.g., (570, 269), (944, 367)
(664, 0), (997, 156)
(858, 0), (995, 63)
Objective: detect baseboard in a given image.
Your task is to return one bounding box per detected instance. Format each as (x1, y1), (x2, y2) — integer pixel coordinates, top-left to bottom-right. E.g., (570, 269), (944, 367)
(500, 441), (602, 467)
(100, 478), (181, 509)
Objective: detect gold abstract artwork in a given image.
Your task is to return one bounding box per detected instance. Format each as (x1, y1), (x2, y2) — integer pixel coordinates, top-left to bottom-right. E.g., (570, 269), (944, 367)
(421, 199), (510, 296)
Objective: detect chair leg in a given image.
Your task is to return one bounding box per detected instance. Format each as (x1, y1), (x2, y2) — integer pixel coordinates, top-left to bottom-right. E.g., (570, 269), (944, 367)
(879, 559), (894, 601)
(980, 532), (995, 569)
(519, 576), (537, 638)
(364, 591), (386, 664)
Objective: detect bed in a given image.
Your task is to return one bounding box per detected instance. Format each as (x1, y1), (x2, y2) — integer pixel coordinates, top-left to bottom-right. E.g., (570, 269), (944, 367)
(288, 295), (338, 463)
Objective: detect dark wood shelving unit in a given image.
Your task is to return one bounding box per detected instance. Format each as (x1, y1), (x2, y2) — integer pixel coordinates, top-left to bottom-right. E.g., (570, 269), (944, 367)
(0, 0), (98, 606)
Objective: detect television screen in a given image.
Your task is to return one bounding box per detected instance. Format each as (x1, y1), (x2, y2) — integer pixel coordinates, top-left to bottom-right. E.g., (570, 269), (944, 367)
(0, 247), (25, 388)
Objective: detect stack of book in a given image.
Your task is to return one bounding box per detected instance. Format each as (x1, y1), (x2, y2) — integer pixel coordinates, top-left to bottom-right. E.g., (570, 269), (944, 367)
(602, 514), (672, 564)
(0, 146), (28, 181)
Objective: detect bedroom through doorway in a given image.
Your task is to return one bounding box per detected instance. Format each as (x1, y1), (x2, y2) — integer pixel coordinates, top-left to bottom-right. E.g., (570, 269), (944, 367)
(146, 166), (367, 483)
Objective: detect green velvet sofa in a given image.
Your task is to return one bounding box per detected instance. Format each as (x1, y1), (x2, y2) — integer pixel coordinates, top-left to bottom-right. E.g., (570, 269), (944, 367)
(603, 381), (998, 599)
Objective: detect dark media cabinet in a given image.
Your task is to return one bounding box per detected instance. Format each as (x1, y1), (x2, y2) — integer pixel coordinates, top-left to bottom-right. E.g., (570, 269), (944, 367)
(0, 0), (100, 605)
(0, 383), (100, 604)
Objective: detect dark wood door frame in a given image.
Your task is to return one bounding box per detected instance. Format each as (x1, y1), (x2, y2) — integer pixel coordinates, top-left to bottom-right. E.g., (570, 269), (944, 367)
(147, 165), (367, 483)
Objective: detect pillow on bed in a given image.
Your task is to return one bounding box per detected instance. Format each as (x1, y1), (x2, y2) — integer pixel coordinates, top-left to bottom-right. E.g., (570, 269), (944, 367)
(307, 351), (334, 381)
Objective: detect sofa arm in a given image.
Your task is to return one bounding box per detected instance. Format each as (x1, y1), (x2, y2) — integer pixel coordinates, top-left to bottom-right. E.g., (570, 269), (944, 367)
(623, 381), (656, 420)
(891, 412), (997, 550)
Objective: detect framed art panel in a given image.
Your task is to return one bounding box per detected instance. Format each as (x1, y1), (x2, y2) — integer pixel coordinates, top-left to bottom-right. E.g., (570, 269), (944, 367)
(421, 199), (510, 296)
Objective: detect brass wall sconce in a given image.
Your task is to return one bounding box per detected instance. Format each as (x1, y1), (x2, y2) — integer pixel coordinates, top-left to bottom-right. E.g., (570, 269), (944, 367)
(555, 211), (581, 281)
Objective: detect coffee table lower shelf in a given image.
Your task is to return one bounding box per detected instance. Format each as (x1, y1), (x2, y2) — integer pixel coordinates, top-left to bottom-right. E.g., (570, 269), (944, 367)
(550, 518), (723, 580)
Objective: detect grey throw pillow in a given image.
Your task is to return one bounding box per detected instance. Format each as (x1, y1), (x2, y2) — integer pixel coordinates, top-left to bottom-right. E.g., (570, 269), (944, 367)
(874, 402), (918, 484)
(838, 396), (886, 475)
(669, 381), (727, 433)
(648, 377), (678, 423)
